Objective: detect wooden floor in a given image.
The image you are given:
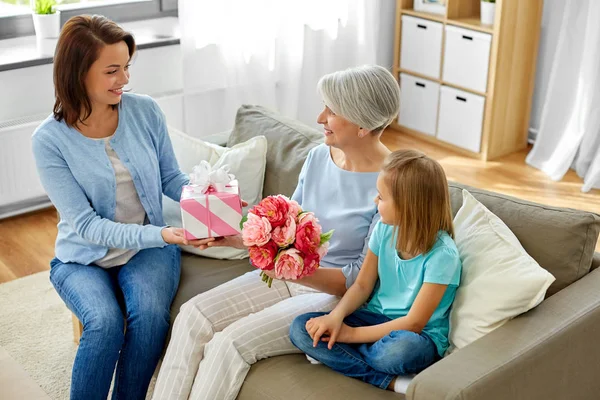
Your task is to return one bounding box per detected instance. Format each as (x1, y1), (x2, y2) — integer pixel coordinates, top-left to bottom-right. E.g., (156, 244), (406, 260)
(1, 129), (599, 284)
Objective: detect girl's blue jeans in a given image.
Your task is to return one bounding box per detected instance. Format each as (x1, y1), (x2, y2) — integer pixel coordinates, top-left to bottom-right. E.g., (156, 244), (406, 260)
(290, 308), (439, 390)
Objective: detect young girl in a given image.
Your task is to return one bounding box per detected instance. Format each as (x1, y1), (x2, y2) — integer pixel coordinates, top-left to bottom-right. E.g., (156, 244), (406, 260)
(289, 149), (462, 393)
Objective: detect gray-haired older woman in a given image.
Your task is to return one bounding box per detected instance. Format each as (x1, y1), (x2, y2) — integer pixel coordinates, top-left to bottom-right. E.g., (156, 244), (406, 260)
(153, 65), (401, 400)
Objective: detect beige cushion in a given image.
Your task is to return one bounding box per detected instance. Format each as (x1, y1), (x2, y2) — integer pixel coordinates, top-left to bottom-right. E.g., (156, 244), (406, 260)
(448, 182), (600, 296)
(239, 354), (403, 400)
(447, 189), (555, 354)
(227, 105), (323, 198)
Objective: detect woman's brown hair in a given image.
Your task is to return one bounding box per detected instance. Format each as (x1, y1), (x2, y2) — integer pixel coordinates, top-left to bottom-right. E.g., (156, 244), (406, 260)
(53, 15), (135, 127)
(382, 149), (454, 256)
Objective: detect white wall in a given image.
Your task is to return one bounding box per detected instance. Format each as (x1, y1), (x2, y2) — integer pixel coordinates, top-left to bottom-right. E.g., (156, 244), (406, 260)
(0, 44), (184, 129)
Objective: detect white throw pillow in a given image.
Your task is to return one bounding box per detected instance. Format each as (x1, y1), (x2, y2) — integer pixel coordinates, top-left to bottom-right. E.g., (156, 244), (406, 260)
(163, 127), (267, 259)
(446, 189), (555, 354)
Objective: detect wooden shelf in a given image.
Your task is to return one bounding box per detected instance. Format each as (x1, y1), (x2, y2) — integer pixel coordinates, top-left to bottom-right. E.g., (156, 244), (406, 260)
(391, 122), (482, 160)
(395, 68), (487, 97)
(400, 9), (493, 35)
(440, 80), (487, 97)
(397, 68), (441, 83)
(393, 0), (544, 161)
(400, 9), (445, 23)
(446, 17), (494, 34)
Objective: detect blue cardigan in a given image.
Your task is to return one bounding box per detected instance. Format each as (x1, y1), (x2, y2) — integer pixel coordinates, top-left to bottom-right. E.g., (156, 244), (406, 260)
(32, 93), (189, 265)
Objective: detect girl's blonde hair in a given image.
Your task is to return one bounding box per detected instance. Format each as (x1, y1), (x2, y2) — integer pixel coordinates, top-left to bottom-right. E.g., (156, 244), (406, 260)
(382, 150), (454, 255)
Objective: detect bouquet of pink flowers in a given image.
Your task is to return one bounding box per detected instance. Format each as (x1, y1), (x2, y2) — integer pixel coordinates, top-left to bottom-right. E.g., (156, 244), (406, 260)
(241, 195), (333, 288)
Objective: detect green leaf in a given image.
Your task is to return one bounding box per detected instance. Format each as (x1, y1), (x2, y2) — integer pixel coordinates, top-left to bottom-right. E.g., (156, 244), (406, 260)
(319, 229), (334, 246)
(35, 0), (56, 14)
(239, 214), (248, 230)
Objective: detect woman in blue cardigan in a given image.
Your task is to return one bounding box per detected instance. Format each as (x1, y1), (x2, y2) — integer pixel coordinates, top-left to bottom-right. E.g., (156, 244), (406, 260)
(32, 15), (197, 400)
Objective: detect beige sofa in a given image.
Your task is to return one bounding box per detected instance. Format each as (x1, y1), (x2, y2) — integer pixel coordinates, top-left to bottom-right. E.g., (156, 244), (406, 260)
(169, 106), (600, 400)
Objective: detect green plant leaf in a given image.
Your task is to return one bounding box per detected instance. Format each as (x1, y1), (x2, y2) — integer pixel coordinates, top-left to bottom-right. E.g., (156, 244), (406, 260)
(319, 229), (334, 246)
(34, 0), (56, 14)
(239, 214), (248, 230)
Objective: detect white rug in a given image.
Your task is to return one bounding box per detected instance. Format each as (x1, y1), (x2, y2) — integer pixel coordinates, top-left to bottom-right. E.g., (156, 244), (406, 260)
(0, 271), (158, 400)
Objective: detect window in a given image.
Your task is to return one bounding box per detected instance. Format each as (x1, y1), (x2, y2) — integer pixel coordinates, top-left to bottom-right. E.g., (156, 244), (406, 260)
(0, 0), (29, 18)
(0, 0), (154, 18)
(0, 0), (177, 39)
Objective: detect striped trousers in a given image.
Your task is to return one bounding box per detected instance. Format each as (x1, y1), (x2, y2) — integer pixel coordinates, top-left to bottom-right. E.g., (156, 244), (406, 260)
(152, 269), (339, 400)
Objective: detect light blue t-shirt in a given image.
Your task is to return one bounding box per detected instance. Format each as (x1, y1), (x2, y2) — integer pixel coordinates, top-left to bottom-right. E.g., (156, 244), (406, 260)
(292, 144), (380, 288)
(366, 221), (462, 356)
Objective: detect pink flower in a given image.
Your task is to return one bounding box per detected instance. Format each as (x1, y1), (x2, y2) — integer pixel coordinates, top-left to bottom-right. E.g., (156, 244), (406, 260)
(249, 241), (278, 271)
(276, 195), (302, 220)
(274, 248), (305, 280)
(316, 242), (329, 259)
(242, 213), (272, 247)
(271, 215), (297, 247)
(294, 212), (322, 254)
(251, 196), (289, 228)
(301, 252), (320, 278)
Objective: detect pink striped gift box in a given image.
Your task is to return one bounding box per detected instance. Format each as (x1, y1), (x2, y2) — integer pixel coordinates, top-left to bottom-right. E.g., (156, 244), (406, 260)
(180, 180), (243, 240)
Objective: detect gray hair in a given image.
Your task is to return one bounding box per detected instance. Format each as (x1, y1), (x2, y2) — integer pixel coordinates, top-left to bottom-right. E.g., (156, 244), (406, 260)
(317, 65), (400, 132)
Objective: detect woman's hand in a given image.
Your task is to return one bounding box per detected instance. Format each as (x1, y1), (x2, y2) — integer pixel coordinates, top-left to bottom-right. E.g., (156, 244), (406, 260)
(262, 269), (301, 282)
(161, 228), (246, 249)
(161, 227), (188, 245)
(306, 312), (345, 349)
(190, 234), (246, 250)
(175, 200), (250, 250)
(262, 269), (279, 280)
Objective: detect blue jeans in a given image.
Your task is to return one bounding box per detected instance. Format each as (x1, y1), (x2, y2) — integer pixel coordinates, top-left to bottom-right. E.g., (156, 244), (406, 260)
(289, 309), (439, 390)
(49, 245), (181, 400)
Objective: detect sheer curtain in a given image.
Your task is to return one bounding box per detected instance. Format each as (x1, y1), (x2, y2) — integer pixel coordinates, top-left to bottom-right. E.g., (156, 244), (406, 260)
(526, 0), (600, 192)
(178, 0), (395, 137)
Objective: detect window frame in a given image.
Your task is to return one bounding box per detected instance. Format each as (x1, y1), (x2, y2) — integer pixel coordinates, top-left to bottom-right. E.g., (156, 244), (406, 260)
(0, 0), (177, 40)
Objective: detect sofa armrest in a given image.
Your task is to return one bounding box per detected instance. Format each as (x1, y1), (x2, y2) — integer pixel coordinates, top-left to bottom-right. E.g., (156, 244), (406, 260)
(407, 267), (600, 400)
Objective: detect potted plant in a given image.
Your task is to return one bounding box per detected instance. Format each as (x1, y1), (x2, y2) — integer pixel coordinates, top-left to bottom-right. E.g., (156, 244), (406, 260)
(32, 0), (60, 39)
(480, 0), (496, 25)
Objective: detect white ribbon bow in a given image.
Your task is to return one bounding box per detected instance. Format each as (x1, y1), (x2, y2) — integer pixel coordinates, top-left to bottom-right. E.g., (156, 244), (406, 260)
(188, 161), (235, 194)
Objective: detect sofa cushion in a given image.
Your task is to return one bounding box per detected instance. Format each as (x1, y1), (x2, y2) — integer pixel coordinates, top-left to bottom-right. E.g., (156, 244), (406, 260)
(227, 105), (323, 198)
(239, 354), (403, 400)
(170, 254), (254, 323)
(448, 182), (600, 296)
(447, 189), (555, 354)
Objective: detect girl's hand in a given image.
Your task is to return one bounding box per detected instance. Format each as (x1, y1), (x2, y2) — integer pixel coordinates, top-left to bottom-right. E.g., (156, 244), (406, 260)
(306, 312), (344, 349)
(321, 323), (355, 345)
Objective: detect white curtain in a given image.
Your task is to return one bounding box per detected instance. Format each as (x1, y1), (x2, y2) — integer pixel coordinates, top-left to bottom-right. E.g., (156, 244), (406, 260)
(178, 0), (396, 137)
(526, 0), (600, 192)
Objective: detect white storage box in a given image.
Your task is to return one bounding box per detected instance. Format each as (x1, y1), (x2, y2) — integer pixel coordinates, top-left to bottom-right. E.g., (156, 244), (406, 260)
(400, 16), (443, 79)
(442, 25), (492, 93)
(436, 86), (485, 153)
(398, 73), (440, 136)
